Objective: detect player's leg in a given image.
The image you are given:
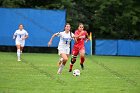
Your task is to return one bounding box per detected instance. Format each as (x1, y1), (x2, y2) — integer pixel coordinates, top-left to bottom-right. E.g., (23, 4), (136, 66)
(57, 48), (64, 67)
(79, 47), (85, 70)
(15, 40), (21, 61)
(58, 57), (63, 67)
(20, 47), (23, 54)
(16, 44), (21, 61)
(69, 48), (79, 72)
(20, 41), (25, 54)
(69, 55), (77, 72)
(57, 53), (68, 74)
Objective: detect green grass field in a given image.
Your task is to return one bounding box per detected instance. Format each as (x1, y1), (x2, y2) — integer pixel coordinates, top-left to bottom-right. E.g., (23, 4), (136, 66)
(0, 52), (140, 93)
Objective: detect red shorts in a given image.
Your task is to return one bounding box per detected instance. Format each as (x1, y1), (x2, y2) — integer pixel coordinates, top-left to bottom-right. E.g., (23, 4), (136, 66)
(72, 46), (85, 56)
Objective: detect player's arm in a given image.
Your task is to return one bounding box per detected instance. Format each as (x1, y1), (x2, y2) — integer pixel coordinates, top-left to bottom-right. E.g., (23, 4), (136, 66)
(75, 31), (85, 38)
(71, 32), (76, 39)
(24, 31), (29, 39)
(22, 35), (28, 40)
(71, 33), (77, 43)
(25, 35), (28, 39)
(72, 31), (79, 42)
(13, 31), (17, 39)
(85, 31), (90, 42)
(48, 33), (59, 47)
(72, 34), (78, 42)
(13, 34), (16, 39)
(22, 31), (29, 40)
(74, 37), (77, 43)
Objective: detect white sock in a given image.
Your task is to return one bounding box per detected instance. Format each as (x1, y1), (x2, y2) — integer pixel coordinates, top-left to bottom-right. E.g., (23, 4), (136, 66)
(57, 64), (64, 74)
(17, 49), (20, 60)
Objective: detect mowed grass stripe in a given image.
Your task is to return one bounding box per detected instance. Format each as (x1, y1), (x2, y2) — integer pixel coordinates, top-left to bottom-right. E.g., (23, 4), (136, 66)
(0, 52), (140, 93)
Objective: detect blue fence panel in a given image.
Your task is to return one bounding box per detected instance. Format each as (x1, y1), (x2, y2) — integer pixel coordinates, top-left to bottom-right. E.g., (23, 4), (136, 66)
(118, 40), (140, 56)
(0, 8), (66, 47)
(95, 40), (140, 56)
(95, 40), (117, 55)
(85, 41), (92, 55)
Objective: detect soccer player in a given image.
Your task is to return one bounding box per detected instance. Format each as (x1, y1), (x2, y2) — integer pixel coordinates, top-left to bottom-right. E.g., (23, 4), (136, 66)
(69, 23), (89, 72)
(13, 24), (28, 61)
(48, 23), (74, 74)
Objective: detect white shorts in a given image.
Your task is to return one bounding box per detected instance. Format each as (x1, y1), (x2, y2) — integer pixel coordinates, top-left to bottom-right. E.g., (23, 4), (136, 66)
(15, 40), (25, 47)
(58, 46), (70, 55)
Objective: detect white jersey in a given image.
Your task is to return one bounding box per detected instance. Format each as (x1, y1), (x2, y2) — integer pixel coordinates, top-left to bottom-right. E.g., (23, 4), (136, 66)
(13, 29), (28, 46)
(14, 29), (28, 41)
(56, 31), (74, 48)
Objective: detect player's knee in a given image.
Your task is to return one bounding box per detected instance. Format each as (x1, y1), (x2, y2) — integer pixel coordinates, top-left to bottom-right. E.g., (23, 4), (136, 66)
(63, 57), (68, 62)
(71, 55), (77, 64)
(80, 56), (85, 59)
(62, 62), (66, 65)
(71, 60), (75, 64)
(80, 53), (85, 58)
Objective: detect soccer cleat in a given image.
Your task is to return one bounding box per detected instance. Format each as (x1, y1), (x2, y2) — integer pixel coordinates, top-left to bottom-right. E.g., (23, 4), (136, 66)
(80, 64), (84, 70)
(57, 64), (64, 74)
(57, 72), (61, 75)
(57, 70), (62, 74)
(69, 69), (72, 72)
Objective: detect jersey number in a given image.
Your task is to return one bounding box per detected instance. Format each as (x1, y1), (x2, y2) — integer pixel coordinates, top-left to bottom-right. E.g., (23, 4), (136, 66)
(65, 40), (68, 44)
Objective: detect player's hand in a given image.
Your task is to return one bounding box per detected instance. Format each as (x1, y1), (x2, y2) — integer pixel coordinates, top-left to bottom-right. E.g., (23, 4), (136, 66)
(13, 36), (16, 39)
(22, 37), (26, 40)
(48, 41), (52, 47)
(85, 38), (90, 43)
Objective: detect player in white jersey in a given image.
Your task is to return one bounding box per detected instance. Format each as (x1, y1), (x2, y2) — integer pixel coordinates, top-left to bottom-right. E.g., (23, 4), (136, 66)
(48, 23), (74, 74)
(13, 24), (28, 61)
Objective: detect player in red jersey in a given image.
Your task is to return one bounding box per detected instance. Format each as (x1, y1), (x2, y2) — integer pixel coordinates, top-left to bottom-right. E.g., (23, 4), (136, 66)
(69, 23), (89, 72)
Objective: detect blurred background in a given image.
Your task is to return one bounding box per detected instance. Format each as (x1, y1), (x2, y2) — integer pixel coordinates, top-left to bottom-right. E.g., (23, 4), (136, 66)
(0, 0), (140, 56)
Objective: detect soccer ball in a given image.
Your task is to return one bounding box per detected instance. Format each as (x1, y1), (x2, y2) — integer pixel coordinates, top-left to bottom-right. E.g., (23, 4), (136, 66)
(73, 69), (80, 76)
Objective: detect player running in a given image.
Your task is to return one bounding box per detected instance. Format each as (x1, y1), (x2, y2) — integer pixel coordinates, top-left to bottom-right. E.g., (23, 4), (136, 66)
(48, 23), (74, 74)
(69, 23), (89, 72)
(13, 24), (28, 61)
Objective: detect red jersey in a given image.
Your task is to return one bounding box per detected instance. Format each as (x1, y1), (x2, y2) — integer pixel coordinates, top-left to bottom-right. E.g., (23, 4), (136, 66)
(74, 30), (88, 48)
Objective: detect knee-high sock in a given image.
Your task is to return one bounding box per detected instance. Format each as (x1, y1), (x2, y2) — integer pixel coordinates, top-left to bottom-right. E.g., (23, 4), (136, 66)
(69, 57), (76, 70)
(57, 64), (64, 74)
(80, 57), (85, 64)
(17, 49), (20, 60)
(69, 64), (73, 70)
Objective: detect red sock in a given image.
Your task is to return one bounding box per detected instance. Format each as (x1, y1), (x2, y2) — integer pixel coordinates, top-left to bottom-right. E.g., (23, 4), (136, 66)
(80, 57), (85, 64)
(70, 64), (73, 70)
